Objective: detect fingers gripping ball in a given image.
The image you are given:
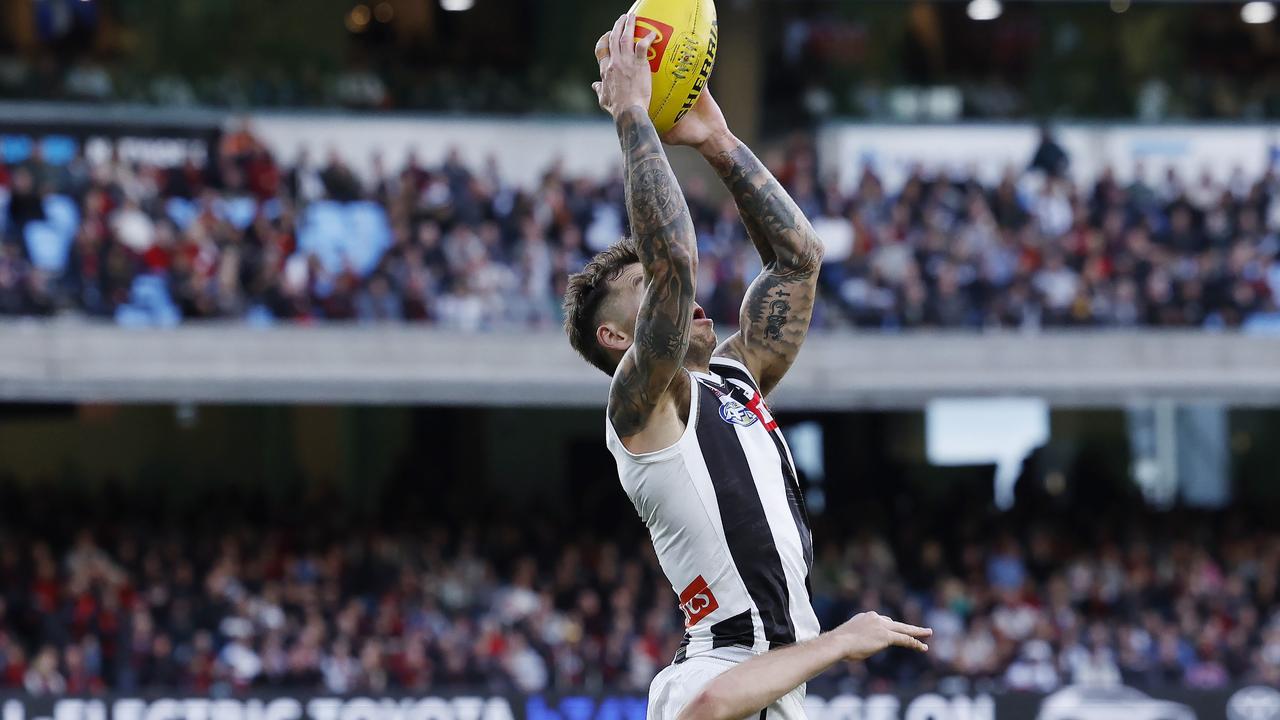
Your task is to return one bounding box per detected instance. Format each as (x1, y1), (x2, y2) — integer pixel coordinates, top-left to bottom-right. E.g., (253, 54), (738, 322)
(626, 0), (717, 133)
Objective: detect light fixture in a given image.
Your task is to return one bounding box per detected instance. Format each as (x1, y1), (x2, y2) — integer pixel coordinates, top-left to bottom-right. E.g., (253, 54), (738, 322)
(440, 0), (475, 11)
(1110, 0), (1130, 13)
(345, 4), (371, 32)
(1241, 1), (1276, 24)
(967, 0), (1003, 22)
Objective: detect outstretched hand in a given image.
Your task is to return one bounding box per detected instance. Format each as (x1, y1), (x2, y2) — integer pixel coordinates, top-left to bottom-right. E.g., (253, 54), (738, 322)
(833, 611), (932, 661)
(592, 13), (657, 121)
(660, 90), (733, 154)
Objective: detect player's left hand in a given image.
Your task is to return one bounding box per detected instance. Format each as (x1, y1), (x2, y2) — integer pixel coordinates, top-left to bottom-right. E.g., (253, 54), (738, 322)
(592, 14), (658, 122)
(834, 611), (932, 662)
(660, 90), (732, 153)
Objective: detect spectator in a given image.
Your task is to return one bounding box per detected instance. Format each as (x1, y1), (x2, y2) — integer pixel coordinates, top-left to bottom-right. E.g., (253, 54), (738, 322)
(503, 634), (548, 693)
(63, 643), (104, 694)
(320, 151), (361, 203)
(4, 167), (44, 250)
(1004, 640), (1059, 692)
(1029, 124), (1070, 179)
(0, 492), (1276, 697)
(23, 646), (66, 695)
(0, 134), (1274, 332)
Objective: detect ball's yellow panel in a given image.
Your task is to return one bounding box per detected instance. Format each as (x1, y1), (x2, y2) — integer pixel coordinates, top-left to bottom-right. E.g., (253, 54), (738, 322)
(628, 0), (717, 133)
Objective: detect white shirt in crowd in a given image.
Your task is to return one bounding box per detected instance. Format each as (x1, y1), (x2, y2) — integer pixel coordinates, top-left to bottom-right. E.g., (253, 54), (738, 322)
(110, 202), (156, 252)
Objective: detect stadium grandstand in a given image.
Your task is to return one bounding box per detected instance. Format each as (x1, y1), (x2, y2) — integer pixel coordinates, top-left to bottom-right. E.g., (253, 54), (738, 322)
(1, 121), (1279, 331)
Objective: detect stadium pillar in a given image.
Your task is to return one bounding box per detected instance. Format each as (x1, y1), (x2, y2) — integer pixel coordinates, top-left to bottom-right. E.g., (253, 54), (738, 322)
(1128, 401), (1231, 509)
(714, 0), (764, 145)
(667, 0), (765, 194)
(2, 0), (35, 51)
(1175, 403), (1231, 508)
(1127, 401), (1180, 509)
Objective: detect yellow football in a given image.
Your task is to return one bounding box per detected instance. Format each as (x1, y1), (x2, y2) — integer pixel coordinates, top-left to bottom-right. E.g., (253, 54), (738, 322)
(627, 0), (718, 133)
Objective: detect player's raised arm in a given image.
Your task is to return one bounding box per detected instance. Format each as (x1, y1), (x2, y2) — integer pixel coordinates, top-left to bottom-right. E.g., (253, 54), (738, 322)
(594, 14), (699, 439)
(676, 612), (932, 720)
(663, 92), (824, 396)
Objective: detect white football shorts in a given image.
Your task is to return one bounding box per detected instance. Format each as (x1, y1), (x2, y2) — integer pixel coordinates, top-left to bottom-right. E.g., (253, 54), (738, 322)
(646, 647), (808, 720)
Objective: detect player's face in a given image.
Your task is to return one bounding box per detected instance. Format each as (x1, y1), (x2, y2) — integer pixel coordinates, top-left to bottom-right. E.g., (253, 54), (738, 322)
(612, 263), (717, 365)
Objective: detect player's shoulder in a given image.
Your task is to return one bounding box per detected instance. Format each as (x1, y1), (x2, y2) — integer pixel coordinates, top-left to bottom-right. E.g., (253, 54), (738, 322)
(607, 369), (693, 446)
(709, 352), (761, 392)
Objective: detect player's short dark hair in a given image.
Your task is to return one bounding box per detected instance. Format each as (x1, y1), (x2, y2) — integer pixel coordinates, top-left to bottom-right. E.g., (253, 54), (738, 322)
(563, 238), (640, 376)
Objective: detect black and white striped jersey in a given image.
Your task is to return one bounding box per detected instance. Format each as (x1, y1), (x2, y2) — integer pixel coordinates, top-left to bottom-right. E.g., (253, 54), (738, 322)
(605, 355), (819, 662)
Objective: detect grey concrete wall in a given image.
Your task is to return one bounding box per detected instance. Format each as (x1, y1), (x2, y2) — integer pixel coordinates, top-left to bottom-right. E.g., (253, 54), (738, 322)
(1, 322), (1278, 408)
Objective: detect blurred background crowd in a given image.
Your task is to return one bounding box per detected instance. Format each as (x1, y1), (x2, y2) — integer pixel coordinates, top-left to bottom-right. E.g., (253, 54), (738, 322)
(0, 485), (1277, 697)
(2, 126), (1278, 331)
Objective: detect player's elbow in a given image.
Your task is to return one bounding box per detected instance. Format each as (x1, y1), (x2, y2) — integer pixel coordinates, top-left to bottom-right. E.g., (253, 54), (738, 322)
(677, 686), (734, 720)
(776, 236), (824, 275)
(797, 236), (825, 269)
(808, 237), (826, 266)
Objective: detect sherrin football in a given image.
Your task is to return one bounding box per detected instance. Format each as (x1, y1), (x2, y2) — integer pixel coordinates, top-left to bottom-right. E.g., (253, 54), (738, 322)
(628, 0), (718, 133)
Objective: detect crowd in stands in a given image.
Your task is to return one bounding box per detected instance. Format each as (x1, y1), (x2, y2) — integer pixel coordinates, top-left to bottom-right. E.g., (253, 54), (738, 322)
(1, 125), (1279, 331)
(0, 488), (1277, 697)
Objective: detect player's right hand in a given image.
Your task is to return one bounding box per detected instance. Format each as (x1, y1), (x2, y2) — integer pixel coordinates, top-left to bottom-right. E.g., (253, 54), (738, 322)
(833, 611), (932, 661)
(661, 90), (731, 154)
(593, 13), (657, 121)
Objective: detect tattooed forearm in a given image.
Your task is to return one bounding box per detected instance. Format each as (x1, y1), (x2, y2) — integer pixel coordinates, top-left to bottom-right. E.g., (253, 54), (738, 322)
(708, 143), (824, 275)
(709, 141), (823, 395)
(618, 107), (696, 249)
(608, 107), (699, 437)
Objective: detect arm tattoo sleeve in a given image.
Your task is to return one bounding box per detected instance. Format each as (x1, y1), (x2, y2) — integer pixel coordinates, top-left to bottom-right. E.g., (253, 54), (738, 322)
(608, 107), (699, 438)
(708, 142), (824, 395)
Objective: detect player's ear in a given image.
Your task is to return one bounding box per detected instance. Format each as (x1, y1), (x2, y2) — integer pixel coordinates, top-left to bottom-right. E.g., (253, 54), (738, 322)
(597, 321), (631, 353)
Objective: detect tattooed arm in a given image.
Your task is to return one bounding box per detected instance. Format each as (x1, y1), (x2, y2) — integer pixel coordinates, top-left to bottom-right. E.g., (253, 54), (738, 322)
(608, 107), (699, 440)
(708, 140), (823, 396)
(595, 14), (699, 443)
(662, 92), (823, 395)
(664, 98), (820, 395)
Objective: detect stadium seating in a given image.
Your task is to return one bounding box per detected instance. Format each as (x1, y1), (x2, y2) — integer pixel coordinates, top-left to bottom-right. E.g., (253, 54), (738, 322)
(0, 131), (1274, 329)
(219, 196), (258, 231)
(296, 200), (392, 277)
(114, 274), (180, 327)
(0, 134), (33, 164)
(164, 197), (199, 231)
(0, 495), (1275, 695)
(22, 221), (70, 273)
